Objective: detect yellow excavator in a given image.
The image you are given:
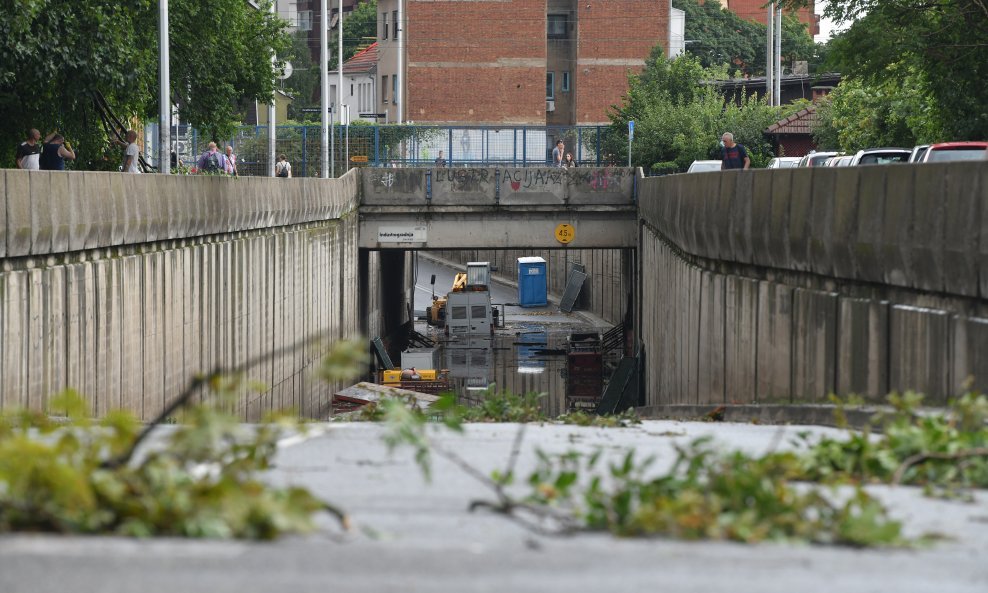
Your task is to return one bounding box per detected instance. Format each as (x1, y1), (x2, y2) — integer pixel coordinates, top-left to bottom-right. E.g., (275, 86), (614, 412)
(425, 272), (467, 327)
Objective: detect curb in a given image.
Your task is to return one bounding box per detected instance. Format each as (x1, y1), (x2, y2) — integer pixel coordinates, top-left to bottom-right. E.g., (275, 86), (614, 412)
(636, 403), (887, 430)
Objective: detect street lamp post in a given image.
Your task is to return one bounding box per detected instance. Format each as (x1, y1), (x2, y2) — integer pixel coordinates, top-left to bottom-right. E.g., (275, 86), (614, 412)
(159, 0), (170, 174)
(321, 0), (330, 178)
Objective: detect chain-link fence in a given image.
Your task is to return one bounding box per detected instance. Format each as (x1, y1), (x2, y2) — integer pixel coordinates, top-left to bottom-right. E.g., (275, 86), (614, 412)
(145, 123), (616, 177)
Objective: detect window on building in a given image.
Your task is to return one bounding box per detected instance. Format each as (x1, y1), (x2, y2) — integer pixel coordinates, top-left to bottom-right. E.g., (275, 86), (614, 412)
(382, 12), (388, 40)
(350, 83), (354, 96)
(392, 75), (398, 104)
(562, 71), (570, 92)
(297, 10), (312, 31)
(393, 10), (399, 39)
(546, 72), (555, 100)
(547, 14), (567, 39)
(382, 75), (388, 103)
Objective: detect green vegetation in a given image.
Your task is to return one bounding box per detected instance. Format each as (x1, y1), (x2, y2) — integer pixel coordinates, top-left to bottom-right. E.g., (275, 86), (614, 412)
(673, 0), (824, 76)
(784, 0), (988, 143)
(0, 0), (291, 168)
(379, 389), (988, 547)
(797, 392), (988, 497)
(605, 50), (794, 171)
(0, 339), (366, 538)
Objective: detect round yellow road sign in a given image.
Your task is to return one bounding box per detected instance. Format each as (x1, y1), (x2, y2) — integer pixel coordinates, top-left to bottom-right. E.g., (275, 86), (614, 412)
(555, 223), (575, 244)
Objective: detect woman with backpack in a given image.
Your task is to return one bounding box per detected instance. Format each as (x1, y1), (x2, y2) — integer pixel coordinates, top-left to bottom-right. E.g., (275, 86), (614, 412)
(275, 154), (292, 178)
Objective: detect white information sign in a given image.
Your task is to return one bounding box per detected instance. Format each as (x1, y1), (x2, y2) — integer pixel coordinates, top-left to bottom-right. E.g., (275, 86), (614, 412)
(378, 226), (427, 243)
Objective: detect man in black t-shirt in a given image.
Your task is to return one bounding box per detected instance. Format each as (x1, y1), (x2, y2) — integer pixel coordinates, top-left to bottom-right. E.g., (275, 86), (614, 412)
(720, 132), (750, 170)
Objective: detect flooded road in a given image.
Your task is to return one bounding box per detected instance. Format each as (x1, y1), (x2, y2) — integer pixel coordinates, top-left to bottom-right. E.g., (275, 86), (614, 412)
(411, 255), (615, 416)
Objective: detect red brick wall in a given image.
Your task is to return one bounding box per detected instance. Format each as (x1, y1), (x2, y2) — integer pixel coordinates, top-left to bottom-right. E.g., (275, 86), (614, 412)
(406, 0), (546, 124)
(576, 1), (668, 123)
(726, 0), (818, 35)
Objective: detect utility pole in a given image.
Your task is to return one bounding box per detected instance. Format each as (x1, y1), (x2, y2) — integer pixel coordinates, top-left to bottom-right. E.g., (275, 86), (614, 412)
(397, 0), (403, 123)
(766, 3), (774, 106)
(321, 0), (330, 178)
(268, 1), (276, 176)
(775, 4), (783, 106)
(159, 0), (170, 174)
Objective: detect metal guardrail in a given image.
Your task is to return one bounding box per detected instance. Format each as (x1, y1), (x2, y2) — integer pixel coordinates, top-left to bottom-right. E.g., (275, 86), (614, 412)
(145, 123), (616, 177)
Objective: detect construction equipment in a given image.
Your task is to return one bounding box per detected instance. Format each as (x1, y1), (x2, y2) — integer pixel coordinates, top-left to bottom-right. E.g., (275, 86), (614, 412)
(377, 367), (451, 394)
(426, 272), (467, 327)
(427, 262), (497, 336)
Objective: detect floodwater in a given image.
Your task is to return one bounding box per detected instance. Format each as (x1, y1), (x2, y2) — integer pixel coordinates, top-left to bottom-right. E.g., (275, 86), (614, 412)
(411, 256), (615, 416)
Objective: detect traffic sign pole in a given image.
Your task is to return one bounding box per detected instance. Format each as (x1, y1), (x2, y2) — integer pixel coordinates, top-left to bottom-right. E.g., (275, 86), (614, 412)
(628, 120), (634, 168)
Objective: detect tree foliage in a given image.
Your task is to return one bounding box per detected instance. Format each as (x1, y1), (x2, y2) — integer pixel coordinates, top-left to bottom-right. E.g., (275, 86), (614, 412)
(812, 65), (947, 152)
(605, 48), (793, 171)
(784, 0), (988, 138)
(673, 0), (823, 76)
(0, 0), (291, 168)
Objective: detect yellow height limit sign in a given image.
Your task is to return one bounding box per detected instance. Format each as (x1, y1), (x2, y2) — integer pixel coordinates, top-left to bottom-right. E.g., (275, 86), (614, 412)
(555, 223), (575, 244)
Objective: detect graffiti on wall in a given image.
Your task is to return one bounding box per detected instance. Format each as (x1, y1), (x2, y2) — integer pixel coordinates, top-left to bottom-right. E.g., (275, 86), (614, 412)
(499, 168), (564, 191)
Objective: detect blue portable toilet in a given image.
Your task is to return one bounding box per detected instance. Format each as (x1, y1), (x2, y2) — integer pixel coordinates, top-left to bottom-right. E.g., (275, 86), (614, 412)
(517, 257), (548, 307)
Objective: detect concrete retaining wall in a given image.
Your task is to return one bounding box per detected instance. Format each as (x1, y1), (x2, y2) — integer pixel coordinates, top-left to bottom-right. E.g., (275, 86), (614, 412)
(639, 161), (988, 405)
(0, 169), (363, 420)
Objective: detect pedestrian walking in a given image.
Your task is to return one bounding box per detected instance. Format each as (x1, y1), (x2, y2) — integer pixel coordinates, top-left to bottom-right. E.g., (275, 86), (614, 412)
(225, 145), (238, 176)
(196, 142), (227, 174)
(39, 133), (76, 171)
(720, 132), (750, 170)
(15, 129), (43, 170)
(275, 154), (292, 178)
(563, 152), (577, 168)
(434, 150), (446, 168)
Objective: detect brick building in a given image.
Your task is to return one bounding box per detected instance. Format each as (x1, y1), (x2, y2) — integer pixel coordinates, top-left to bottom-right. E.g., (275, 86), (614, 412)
(710, 0), (819, 36)
(376, 0), (670, 125)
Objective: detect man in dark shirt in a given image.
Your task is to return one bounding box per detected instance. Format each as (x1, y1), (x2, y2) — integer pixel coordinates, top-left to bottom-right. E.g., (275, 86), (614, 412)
(721, 132), (750, 170)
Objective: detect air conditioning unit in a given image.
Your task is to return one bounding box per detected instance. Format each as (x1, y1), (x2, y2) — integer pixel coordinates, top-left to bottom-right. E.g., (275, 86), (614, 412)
(546, 100), (555, 112)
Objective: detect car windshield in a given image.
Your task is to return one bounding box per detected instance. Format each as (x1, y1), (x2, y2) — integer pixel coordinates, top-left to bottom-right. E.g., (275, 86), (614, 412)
(809, 155), (831, 166)
(689, 162), (721, 172)
(859, 153), (908, 165)
(926, 148), (986, 162)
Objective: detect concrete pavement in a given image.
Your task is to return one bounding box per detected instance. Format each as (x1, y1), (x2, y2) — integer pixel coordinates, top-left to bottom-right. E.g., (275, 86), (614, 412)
(1, 420), (986, 593)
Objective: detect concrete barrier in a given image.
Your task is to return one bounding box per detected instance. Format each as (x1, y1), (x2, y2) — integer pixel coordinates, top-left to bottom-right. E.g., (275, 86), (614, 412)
(638, 160), (988, 405)
(1, 169), (364, 419)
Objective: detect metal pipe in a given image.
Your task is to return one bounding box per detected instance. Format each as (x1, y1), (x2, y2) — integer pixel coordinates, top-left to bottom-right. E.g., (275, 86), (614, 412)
(268, 1), (276, 176)
(397, 0), (403, 123)
(159, 0), (170, 174)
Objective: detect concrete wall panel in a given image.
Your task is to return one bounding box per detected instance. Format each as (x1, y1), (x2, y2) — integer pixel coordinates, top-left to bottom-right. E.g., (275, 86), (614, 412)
(29, 172), (53, 255)
(756, 281), (792, 402)
(749, 171), (774, 269)
(880, 165), (914, 287)
(980, 163), (988, 299)
(6, 170), (31, 256)
(0, 171), (6, 258)
(910, 165), (946, 292)
(854, 166), (887, 283)
(697, 272), (725, 404)
(791, 289), (837, 401)
(726, 171), (754, 264)
(787, 168), (813, 271)
(807, 167), (836, 277)
(49, 173), (71, 253)
(837, 297), (889, 401)
(942, 163), (981, 297)
(952, 315), (988, 395)
(830, 167), (859, 279)
(724, 276), (758, 403)
(767, 168), (793, 269)
(889, 305), (950, 403)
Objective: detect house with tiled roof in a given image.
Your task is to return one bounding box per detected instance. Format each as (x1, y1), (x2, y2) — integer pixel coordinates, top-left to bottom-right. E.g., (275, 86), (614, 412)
(328, 42), (379, 124)
(764, 106), (820, 157)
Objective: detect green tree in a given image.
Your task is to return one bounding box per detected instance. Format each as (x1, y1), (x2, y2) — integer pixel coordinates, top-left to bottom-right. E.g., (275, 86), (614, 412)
(672, 0), (823, 76)
(334, 0), (378, 70)
(812, 65), (947, 152)
(0, 0), (291, 168)
(285, 31), (319, 121)
(605, 48), (791, 171)
(783, 0), (988, 138)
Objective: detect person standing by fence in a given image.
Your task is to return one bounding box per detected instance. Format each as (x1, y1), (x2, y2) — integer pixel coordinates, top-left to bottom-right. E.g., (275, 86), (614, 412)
(225, 145), (238, 176)
(39, 133), (76, 170)
(275, 154), (292, 178)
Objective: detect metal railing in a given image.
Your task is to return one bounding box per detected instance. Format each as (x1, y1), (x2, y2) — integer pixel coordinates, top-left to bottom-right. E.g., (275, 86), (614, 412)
(144, 123), (615, 177)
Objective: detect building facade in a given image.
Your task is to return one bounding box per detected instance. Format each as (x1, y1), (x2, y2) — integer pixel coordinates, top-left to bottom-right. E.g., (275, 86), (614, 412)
(376, 0), (669, 125)
(328, 43), (379, 123)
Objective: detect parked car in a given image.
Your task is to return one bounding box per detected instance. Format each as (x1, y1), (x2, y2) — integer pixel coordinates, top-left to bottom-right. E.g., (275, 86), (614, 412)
(796, 151), (839, 167)
(919, 141), (988, 163)
(766, 157), (801, 169)
(686, 160), (722, 173)
(848, 148), (911, 166)
(908, 144), (931, 163)
(831, 155), (854, 167)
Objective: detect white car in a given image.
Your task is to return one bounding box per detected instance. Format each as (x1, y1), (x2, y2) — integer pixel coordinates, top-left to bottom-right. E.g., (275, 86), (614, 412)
(848, 148), (911, 166)
(767, 157), (801, 169)
(686, 160), (722, 173)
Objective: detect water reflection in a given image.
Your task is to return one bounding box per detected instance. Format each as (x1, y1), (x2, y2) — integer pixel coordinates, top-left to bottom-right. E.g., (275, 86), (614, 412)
(429, 325), (603, 417)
